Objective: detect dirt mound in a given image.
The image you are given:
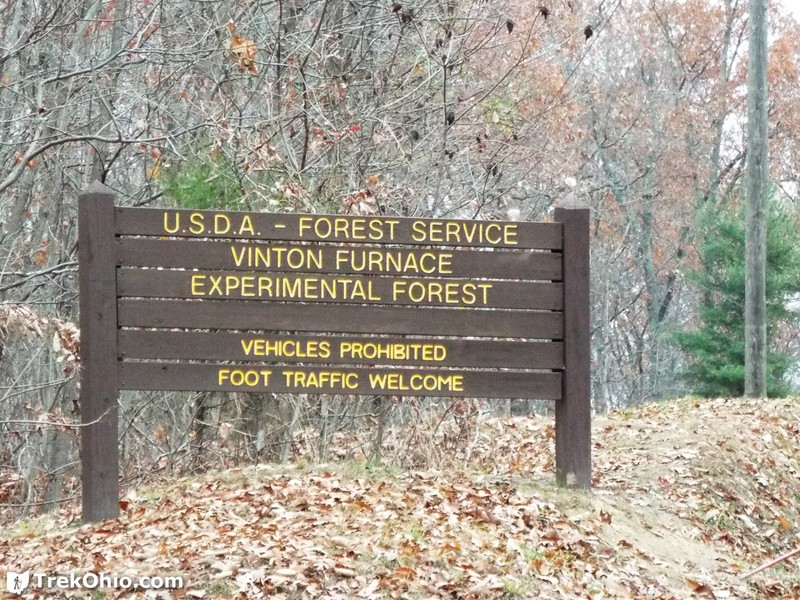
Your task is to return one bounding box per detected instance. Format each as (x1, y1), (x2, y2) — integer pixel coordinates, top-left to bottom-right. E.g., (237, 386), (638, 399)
(2, 397), (799, 599)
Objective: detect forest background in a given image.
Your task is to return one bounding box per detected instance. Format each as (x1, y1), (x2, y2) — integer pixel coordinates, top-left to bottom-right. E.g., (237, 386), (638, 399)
(1, 0), (800, 518)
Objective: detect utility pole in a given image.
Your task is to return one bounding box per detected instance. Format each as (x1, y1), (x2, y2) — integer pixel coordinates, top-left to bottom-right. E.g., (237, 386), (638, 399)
(745, 0), (768, 397)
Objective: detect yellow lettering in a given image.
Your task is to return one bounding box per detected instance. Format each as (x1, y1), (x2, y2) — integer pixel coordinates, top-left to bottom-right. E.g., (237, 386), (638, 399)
(191, 274), (206, 295)
(428, 281), (443, 303)
(391, 279), (492, 305)
(478, 283), (492, 304)
(460, 283), (475, 305)
(505, 224), (518, 245)
(314, 217), (332, 238)
(238, 338), (333, 359)
(407, 221), (518, 246)
(351, 219), (366, 240)
(282, 370), (359, 390)
(334, 218), (349, 238)
(392, 280), (406, 302)
(258, 277), (272, 296)
(297, 217), (407, 241)
(403, 252), (419, 273)
(240, 275), (255, 297)
(369, 372), (390, 389)
(332, 249), (454, 275)
(411, 220), (426, 242)
(208, 275), (223, 295)
(163, 212), (180, 234)
(367, 372), (462, 392)
(304, 278), (319, 299)
(299, 216), (313, 237)
(282, 277), (302, 298)
(368, 281), (381, 301)
(338, 341), (446, 363)
(418, 252), (434, 274)
(189, 212), (204, 234)
(229, 245), (323, 270)
(335, 249), (348, 270)
(231, 245), (246, 266)
(462, 222), (477, 243)
(368, 219), (383, 241)
(446, 221), (461, 242)
(485, 223), (501, 245)
(386, 251), (401, 272)
(225, 275), (240, 294)
(438, 253), (453, 274)
(214, 214), (231, 234)
(218, 368), (272, 387)
(446, 282), (461, 304)
(239, 215), (255, 235)
(428, 221), (443, 242)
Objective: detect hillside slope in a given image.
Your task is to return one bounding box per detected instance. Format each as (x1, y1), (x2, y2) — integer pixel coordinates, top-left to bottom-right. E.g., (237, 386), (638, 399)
(2, 397), (800, 599)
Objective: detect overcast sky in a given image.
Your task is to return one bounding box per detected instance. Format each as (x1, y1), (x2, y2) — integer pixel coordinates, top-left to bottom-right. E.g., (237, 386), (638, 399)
(781, 1), (800, 19)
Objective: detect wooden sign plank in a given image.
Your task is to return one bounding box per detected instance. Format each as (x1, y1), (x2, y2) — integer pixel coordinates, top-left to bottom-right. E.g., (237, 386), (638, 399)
(116, 238), (563, 280)
(118, 330), (565, 369)
(117, 299), (564, 339)
(115, 208), (562, 250)
(116, 268), (564, 310)
(118, 363), (563, 399)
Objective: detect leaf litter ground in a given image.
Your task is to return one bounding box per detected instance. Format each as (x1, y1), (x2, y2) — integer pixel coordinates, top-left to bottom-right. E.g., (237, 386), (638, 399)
(2, 397), (800, 599)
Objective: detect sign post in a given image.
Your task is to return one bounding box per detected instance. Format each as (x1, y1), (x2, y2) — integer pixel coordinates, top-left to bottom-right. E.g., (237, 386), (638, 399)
(554, 203), (591, 489)
(78, 184), (591, 522)
(78, 182), (121, 522)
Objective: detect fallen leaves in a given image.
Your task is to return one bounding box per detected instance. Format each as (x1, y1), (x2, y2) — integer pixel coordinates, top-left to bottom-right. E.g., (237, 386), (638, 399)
(0, 467), (650, 597)
(2, 397), (800, 598)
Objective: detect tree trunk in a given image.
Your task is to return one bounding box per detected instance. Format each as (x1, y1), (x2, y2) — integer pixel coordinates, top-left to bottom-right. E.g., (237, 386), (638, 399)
(745, 0), (768, 397)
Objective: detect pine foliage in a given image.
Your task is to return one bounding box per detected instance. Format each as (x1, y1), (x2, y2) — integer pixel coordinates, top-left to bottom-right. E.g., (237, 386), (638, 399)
(675, 202), (800, 397)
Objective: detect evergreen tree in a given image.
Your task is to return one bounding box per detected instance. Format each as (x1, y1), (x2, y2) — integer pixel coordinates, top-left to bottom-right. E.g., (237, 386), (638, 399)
(675, 202), (800, 397)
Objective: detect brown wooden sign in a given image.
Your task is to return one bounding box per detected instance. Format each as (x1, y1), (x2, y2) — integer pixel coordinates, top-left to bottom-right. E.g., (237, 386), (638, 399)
(116, 238), (563, 279)
(115, 208), (562, 248)
(117, 299), (565, 338)
(119, 331), (565, 369)
(119, 364), (563, 399)
(78, 181), (591, 523)
(117, 268), (563, 309)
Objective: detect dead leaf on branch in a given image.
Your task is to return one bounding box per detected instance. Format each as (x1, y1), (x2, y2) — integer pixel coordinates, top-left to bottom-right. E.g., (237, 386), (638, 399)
(225, 21), (257, 75)
(0, 303), (79, 371)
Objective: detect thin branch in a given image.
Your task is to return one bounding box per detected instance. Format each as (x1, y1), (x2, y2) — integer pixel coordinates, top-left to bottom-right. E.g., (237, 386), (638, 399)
(0, 261), (78, 293)
(0, 124), (213, 196)
(741, 546), (800, 579)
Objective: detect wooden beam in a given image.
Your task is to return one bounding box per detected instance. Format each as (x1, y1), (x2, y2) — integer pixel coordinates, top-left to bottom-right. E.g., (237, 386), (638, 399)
(117, 298), (564, 339)
(116, 268), (564, 310)
(78, 182), (120, 523)
(119, 330), (565, 370)
(115, 207), (563, 250)
(554, 204), (592, 490)
(116, 238), (563, 280)
(119, 363), (563, 399)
